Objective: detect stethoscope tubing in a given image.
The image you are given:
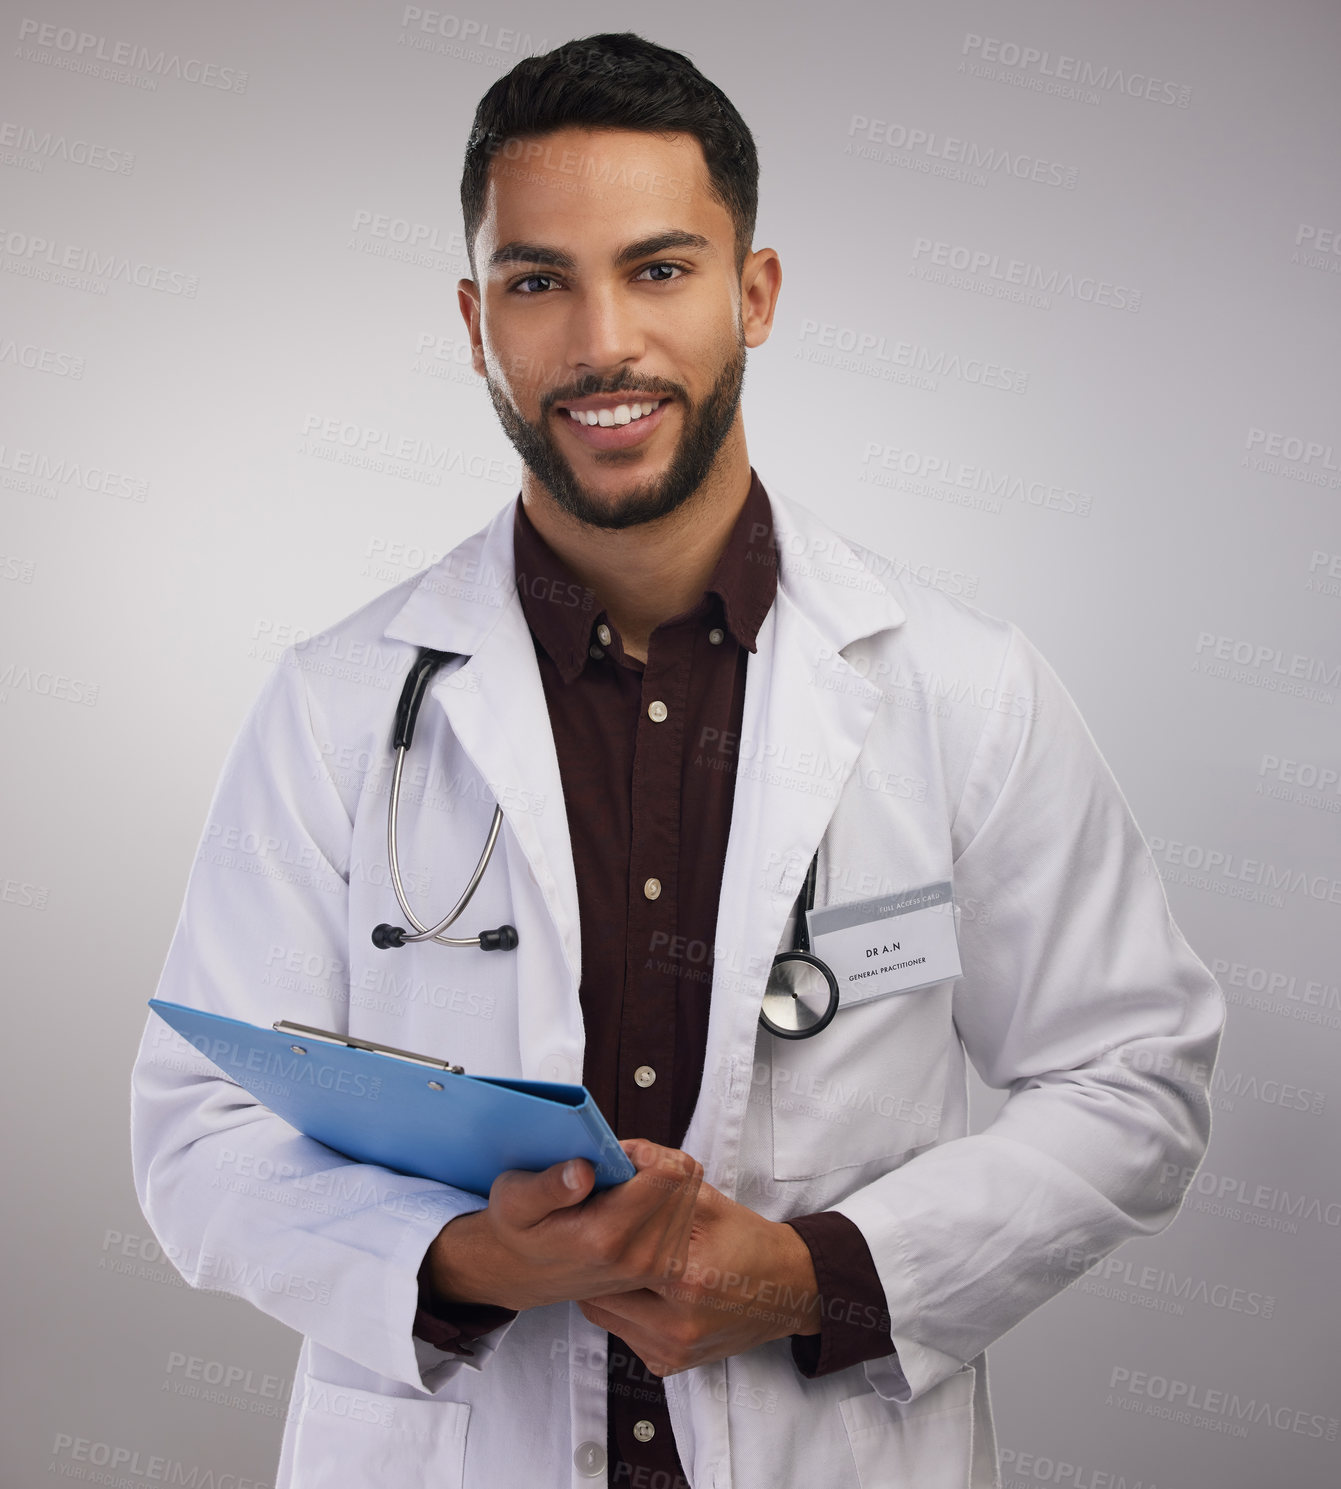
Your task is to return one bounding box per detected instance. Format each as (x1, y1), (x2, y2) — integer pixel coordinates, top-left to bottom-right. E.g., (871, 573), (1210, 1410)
(385, 744), (507, 946)
(373, 648), (516, 952)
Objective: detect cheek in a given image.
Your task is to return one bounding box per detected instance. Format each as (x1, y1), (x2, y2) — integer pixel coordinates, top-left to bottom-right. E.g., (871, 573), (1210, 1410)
(679, 306), (743, 376)
(486, 321), (561, 407)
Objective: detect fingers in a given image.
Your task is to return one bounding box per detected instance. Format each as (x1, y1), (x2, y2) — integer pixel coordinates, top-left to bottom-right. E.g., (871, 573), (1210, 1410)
(620, 1137), (680, 1173)
(491, 1156), (594, 1231)
(486, 1143), (703, 1302)
(576, 1299), (668, 1377)
(559, 1158), (596, 1203)
(578, 1294), (697, 1379)
(609, 1142), (702, 1218)
(623, 1146), (701, 1228)
(572, 1144), (702, 1292)
(577, 1288), (659, 1331)
(620, 1138), (702, 1184)
(628, 1151), (702, 1289)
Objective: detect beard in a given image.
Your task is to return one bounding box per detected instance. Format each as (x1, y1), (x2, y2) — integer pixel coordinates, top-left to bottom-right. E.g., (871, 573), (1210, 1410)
(484, 329), (746, 531)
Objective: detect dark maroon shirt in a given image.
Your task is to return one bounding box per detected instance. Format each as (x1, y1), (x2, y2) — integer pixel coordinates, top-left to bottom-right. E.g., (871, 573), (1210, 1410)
(415, 471), (895, 1482)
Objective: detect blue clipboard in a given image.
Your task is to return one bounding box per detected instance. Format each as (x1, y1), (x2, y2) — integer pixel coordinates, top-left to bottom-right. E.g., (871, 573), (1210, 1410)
(148, 999), (635, 1196)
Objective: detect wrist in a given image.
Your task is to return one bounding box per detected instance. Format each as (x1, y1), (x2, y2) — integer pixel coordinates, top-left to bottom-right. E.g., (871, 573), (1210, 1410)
(425, 1210), (496, 1309)
(772, 1222), (821, 1338)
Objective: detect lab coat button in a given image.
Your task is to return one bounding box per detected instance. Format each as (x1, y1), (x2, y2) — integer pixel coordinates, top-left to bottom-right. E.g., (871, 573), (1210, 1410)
(643, 877), (662, 900)
(540, 1053), (571, 1081)
(574, 1441), (606, 1477)
(648, 700), (668, 722)
(633, 1419), (655, 1442)
(634, 1065), (656, 1088)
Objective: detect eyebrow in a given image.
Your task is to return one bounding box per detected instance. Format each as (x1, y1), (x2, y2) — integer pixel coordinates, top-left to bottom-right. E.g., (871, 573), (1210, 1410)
(488, 241), (576, 272)
(614, 231), (712, 267)
(486, 231), (713, 274)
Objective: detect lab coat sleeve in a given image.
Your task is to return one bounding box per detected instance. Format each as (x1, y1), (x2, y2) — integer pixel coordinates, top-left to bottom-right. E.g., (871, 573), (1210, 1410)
(129, 651), (513, 1394)
(832, 622), (1225, 1403)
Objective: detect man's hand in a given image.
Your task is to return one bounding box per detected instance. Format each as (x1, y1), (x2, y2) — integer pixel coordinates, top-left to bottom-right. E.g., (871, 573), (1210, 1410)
(422, 1139), (703, 1313)
(576, 1179), (821, 1376)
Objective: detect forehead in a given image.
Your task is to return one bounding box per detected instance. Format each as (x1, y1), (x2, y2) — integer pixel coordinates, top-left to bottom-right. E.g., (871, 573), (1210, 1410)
(477, 127), (732, 261)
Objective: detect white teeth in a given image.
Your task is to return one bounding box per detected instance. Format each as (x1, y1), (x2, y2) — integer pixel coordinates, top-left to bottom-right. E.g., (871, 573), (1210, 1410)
(566, 399), (661, 427)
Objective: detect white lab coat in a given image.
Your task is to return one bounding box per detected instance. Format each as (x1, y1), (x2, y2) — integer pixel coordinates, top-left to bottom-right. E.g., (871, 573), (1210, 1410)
(131, 488), (1223, 1489)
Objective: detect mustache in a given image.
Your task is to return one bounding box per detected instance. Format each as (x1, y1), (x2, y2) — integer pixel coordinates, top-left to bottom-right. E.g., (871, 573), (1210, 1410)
(540, 373), (685, 413)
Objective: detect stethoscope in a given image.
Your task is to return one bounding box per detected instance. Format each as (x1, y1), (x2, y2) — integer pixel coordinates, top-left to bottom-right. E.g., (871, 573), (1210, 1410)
(371, 649), (519, 953)
(759, 852), (841, 1039)
(371, 648), (842, 1041)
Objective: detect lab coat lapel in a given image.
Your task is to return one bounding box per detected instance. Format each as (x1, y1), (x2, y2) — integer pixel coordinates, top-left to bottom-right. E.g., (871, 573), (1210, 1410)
(683, 493), (907, 1188)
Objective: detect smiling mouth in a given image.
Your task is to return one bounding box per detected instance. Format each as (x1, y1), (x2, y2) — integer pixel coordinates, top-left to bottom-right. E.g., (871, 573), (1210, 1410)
(562, 399), (666, 428)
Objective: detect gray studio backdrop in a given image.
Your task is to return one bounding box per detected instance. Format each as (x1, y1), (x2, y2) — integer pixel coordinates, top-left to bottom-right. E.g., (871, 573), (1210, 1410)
(3, 1), (1338, 1485)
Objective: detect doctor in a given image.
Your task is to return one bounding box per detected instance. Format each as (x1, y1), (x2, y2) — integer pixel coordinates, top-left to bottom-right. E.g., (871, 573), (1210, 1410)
(131, 31), (1224, 1489)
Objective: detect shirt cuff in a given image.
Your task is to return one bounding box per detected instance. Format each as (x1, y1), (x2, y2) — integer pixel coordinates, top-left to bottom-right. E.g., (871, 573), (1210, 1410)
(785, 1211), (895, 1378)
(413, 1258), (518, 1355)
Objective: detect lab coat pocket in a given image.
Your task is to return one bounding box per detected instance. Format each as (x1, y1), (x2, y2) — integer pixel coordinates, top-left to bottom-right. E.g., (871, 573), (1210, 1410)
(839, 1365), (975, 1489)
(288, 1374), (470, 1488)
(769, 982), (950, 1180)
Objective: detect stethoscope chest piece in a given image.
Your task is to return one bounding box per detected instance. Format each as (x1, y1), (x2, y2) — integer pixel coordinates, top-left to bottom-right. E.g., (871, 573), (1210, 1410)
(758, 851), (841, 1039)
(761, 950), (840, 1039)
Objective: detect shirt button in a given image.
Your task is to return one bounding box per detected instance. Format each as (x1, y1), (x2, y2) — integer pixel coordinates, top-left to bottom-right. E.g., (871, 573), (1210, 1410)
(589, 645), (605, 660)
(634, 1066), (656, 1088)
(596, 624), (612, 646)
(643, 877), (661, 900)
(574, 1441), (606, 1477)
(647, 700), (668, 723)
(633, 1420), (656, 1443)
(708, 627), (725, 645)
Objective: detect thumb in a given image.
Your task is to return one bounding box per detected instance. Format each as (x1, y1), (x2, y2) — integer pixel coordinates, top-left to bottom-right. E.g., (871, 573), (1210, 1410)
(493, 1157), (595, 1229)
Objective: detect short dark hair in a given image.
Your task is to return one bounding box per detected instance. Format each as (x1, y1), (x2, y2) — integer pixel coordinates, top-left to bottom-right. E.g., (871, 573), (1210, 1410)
(461, 32), (759, 274)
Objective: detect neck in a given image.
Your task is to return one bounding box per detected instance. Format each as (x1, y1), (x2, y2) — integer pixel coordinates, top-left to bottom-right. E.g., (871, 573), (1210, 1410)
(520, 430), (752, 660)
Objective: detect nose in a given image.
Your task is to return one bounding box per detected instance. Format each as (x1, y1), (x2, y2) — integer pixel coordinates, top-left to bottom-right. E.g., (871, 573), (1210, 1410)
(564, 282), (645, 379)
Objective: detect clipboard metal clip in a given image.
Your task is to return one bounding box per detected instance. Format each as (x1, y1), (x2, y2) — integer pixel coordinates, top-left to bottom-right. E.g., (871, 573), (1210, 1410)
(272, 1019), (466, 1074)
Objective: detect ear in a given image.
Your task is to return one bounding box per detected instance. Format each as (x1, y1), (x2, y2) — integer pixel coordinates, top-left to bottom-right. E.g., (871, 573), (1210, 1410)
(457, 278), (486, 377)
(739, 247), (782, 349)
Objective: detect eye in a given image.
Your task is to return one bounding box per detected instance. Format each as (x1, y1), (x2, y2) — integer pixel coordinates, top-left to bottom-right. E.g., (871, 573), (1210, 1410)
(512, 273), (560, 294)
(637, 262), (685, 283)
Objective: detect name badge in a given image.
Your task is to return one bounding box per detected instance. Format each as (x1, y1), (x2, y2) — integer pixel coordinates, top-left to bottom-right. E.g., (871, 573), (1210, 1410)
(806, 882), (962, 1005)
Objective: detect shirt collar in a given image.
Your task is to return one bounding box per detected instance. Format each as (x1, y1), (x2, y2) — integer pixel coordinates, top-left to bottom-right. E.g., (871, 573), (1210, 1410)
(512, 469), (779, 684)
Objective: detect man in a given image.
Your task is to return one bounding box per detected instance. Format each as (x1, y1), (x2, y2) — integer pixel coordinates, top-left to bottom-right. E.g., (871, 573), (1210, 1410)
(131, 32), (1224, 1489)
